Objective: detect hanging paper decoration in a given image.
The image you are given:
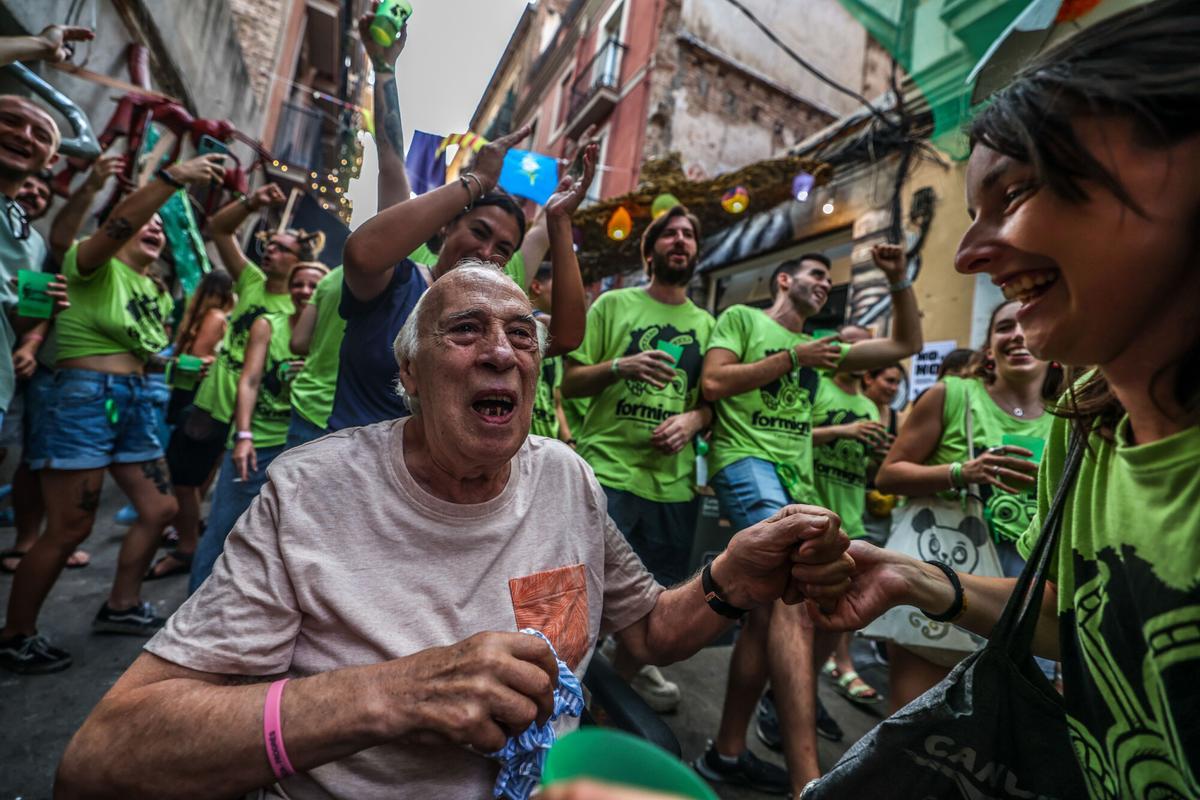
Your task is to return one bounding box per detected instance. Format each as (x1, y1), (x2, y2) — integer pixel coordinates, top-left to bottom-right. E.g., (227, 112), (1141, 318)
(651, 193), (681, 220)
(721, 186), (749, 214)
(792, 171), (815, 201)
(607, 207), (632, 241)
(435, 132), (489, 157)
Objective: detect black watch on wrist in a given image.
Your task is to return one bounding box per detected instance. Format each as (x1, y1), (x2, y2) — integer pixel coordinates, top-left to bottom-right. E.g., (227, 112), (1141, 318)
(701, 560), (749, 619)
(155, 167), (186, 190)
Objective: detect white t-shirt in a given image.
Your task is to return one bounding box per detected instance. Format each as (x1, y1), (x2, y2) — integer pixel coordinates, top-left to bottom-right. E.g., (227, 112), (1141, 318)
(146, 418), (663, 799)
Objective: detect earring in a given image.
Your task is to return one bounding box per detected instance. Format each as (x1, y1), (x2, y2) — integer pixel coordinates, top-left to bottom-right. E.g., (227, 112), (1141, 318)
(1051, 361), (1061, 369)
(985, 357), (995, 371)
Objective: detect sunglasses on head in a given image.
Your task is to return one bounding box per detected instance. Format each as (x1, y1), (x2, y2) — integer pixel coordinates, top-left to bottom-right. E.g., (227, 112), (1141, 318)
(266, 239), (301, 257)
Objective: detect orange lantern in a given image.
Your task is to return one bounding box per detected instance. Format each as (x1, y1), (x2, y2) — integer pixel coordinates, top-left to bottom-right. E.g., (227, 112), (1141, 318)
(607, 207), (633, 241)
(721, 186), (749, 214)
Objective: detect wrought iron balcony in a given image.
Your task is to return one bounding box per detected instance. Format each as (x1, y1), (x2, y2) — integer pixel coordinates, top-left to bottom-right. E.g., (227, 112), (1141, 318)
(564, 38), (627, 139)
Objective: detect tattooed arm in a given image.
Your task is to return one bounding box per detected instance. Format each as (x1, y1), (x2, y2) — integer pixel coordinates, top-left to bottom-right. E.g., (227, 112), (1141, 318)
(359, 8), (411, 209)
(75, 156), (225, 276)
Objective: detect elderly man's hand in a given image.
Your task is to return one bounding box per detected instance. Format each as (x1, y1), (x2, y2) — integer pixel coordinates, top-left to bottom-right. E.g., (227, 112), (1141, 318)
(711, 505), (852, 611)
(382, 631), (559, 753)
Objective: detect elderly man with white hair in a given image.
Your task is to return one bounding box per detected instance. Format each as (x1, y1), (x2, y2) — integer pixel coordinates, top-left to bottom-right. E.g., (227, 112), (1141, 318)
(58, 264), (855, 800)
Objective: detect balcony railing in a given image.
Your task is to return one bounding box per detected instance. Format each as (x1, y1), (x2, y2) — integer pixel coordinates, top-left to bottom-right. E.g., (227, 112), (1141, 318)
(565, 38), (627, 132)
(273, 99), (324, 173)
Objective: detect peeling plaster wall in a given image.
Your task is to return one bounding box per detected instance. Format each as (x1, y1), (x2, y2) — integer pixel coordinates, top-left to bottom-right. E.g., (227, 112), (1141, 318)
(679, 0), (876, 118)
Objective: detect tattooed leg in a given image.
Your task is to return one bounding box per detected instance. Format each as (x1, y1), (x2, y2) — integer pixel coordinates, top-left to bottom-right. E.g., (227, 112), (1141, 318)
(141, 458), (172, 495)
(1, 469), (104, 636)
(109, 461), (180, 607)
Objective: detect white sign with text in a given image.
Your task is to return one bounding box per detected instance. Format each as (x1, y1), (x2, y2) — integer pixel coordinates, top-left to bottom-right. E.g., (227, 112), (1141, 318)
(909, 340), (959, 402)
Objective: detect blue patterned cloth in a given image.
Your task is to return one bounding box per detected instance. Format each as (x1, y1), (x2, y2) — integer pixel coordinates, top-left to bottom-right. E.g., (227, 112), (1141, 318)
(489, 629), (585, 800)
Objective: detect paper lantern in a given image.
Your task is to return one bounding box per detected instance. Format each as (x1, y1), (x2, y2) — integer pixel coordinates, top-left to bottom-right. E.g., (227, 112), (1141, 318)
(721, 186), (749, 214)
(651, 193), (681, 220)
(607, 207), (632, 241)
(792, 171), (815, 202)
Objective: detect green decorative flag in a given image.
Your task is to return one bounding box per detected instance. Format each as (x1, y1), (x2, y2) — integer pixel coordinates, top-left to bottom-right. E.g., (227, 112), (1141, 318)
(159, 189), (210, 295)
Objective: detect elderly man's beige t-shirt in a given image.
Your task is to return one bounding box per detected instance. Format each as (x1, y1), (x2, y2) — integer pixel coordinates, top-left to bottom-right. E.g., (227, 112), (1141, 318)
(146, 418), (663, 799)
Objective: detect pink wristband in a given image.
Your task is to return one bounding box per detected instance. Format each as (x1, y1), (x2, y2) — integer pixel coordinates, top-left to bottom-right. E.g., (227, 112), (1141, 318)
(263, 678), (296, 780)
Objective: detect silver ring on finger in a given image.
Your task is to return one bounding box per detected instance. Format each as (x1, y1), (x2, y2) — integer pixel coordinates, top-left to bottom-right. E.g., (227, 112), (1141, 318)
(992, 466), (1001, 477)
(987, 445), (1004, 455)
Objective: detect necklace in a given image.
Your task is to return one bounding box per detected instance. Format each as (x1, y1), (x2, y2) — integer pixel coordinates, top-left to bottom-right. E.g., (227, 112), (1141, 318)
(989, 388), (1039, 419)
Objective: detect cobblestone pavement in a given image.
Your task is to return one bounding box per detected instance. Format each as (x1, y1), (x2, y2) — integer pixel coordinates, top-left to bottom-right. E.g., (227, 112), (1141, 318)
(0, 477), (889, 799)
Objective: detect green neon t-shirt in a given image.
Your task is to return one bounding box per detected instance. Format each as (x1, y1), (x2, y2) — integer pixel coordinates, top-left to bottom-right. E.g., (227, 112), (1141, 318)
(561, 395), (590, 440)
(931, 375), (1053, 542)
(194, 263), (293, 423)
(531, 354), (563, 439)
(240, 312), (297, 448)
(55, 242), (173, 362)
(408, 243), (525, 288)
(289, 266), (345, 429)
(568, 287), (714, 503)
(812, 377), (880, 540)
(1016, 413), (1200, 799)
(706, 305), (848, 497)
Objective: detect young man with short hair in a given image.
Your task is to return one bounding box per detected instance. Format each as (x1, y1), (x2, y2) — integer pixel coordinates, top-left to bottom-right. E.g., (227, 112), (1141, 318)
(695, 244), (922, 794)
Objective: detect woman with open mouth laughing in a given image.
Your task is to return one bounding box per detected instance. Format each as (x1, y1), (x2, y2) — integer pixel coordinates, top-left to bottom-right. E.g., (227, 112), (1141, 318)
(815, 1), (1200, 796)
(0, 154), (225, 675)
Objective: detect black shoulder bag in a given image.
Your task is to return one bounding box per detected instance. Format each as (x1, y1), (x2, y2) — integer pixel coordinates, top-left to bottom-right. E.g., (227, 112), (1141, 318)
(803, 430), (1088, 799)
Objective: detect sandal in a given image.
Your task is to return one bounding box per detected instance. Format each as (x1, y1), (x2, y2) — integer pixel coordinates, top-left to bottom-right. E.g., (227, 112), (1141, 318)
(821, 657), (841, 681)
(836, 669), (882, 705)
(0, 548), (23, 574)
(144, 550), (193, 581)
(2, 548), (90, 573)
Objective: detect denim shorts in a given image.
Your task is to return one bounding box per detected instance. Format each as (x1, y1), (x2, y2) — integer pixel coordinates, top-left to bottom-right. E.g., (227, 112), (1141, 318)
(710, 456), (792, 533)
(26, 368), (164, 471)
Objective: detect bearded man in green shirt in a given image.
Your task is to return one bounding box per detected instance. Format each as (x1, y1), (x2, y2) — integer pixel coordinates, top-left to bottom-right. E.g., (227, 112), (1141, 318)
(563, 206), (714, 713)
(694, 245), (922, 794)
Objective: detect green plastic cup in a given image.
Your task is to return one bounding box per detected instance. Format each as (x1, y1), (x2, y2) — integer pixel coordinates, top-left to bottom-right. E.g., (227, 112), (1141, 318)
(17, 270), (55, 319)
(169, 354), (204, 390)
(368, 0), (413, 46)
(542, 728), (718, 799)
(1002, 433), (1045, 463)
(655, 340), (683, 364)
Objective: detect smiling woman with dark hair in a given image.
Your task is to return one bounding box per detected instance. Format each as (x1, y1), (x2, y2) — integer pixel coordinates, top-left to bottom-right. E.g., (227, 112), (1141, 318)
(873, 299), (1062, 708)
(818, 1), (1200, 795)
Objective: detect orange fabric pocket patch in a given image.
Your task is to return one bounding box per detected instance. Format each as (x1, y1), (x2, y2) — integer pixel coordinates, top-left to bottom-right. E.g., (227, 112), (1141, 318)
(509, 564), (590, 670)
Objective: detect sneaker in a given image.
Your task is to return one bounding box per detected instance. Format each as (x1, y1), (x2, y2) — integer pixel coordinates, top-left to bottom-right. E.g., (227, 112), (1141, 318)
(758, 690), (844, 746)
(693, 740), (790, 794)
(114, 503), (139, 525)
(756, 691), (782, 751)
(0, 633), (72, 674)
(815, 698), (844, 742)
(93, 601), (165, 636)
(629, 664), (681, 713)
